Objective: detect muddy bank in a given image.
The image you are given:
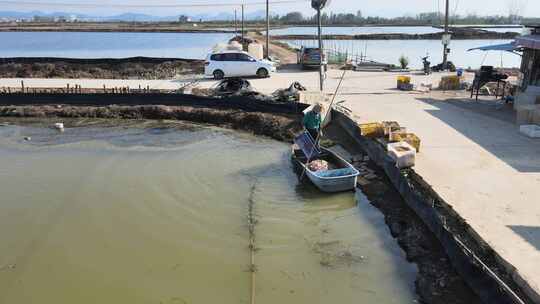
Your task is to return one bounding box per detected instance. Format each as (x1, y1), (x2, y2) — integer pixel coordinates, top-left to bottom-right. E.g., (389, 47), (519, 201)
(0, 57), (204, 79)
(272, 28), (519, 40)
(0, 105), (302, 142)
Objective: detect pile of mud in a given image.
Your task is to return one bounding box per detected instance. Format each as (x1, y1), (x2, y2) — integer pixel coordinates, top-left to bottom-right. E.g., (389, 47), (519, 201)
(0, 57), (204, 79)
(0, 105), (302, 142)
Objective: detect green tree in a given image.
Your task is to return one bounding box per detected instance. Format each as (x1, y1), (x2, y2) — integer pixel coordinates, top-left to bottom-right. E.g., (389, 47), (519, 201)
(399, 55), (409, 69)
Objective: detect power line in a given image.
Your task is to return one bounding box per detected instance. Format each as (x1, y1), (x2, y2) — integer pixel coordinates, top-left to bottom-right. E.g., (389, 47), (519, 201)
(0, 0), (308, 8)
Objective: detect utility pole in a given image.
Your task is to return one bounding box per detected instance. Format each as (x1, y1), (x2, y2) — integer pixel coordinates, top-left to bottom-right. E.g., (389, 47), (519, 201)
(442, 0), (450, 70)
(317, 7), (324, 91)
(312, 0), (328, 91)
(241, 4), (245, 48)
(265, 0), (270, 59)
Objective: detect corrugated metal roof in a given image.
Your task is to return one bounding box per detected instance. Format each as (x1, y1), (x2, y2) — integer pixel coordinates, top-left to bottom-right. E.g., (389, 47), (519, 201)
(516, 35), (540, 50)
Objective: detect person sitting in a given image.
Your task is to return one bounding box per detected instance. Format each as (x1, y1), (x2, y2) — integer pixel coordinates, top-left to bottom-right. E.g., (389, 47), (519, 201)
(303, 104), (322, 143)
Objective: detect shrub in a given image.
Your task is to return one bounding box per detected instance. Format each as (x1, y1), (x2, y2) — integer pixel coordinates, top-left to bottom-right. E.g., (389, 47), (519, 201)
(399, 55), (409, 69)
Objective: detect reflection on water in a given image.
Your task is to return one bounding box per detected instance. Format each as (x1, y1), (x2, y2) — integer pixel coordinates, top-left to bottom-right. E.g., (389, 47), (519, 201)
(0, 121), (417, 304)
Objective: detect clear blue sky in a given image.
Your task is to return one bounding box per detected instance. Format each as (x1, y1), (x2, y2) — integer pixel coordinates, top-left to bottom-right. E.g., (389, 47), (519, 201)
(4, 0), (539, 17)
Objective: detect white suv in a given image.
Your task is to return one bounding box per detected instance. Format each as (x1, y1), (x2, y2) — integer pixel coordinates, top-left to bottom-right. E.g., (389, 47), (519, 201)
(205, 50), (277, 80)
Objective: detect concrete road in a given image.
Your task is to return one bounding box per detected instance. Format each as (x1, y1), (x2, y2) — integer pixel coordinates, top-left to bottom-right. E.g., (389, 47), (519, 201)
(1, 69), (539, 301)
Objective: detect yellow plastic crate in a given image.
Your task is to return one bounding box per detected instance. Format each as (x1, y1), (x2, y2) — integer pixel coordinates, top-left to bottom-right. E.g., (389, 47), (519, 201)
(392, 133), (421, 153)
(439, 75), (462, 90)
(359, 122), (385, 138)
(397, 76), (411, 88)
(381, 121), (401, 135)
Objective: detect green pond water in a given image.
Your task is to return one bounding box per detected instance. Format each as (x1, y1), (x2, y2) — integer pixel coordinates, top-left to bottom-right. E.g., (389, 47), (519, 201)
(0, 121), (417, 304)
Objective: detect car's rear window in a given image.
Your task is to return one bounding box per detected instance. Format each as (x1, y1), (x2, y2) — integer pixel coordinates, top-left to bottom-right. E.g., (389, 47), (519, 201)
(222, 53), (238, 61)
(305, 48), (321, 54)
(210, 53), (255, 62)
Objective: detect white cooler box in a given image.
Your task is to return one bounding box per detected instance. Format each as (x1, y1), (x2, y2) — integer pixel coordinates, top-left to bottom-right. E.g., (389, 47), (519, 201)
(388, 141), (416, 169)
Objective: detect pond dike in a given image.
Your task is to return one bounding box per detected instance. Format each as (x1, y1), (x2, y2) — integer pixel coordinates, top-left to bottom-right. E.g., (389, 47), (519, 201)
(332, 109), (534, 304)
(272, 28), (519, 41)
(0, 93), (307, 142)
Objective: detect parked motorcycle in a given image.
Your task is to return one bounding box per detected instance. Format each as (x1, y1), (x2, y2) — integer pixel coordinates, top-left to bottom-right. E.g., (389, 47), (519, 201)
(422, 56), (431, 75)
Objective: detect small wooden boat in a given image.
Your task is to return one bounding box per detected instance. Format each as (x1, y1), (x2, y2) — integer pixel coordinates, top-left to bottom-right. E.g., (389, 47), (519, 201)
(292, 132), (359, 193)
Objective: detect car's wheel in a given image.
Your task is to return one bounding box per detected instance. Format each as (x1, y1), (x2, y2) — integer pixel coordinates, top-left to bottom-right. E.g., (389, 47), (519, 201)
(256, 68), (269, 78)
(213, 70), (224, 80)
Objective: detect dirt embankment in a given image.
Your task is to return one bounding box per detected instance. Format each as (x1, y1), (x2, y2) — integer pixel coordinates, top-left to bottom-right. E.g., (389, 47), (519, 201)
(0, 22), (237, 33)
(0, 105), (302, 142)
(272, 28), (519, 41)
(0, 57), (204, 79)
(234, 33), (298, 65)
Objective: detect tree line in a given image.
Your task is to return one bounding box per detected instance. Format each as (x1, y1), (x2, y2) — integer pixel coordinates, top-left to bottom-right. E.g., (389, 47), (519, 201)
(266, 11), (539, 26)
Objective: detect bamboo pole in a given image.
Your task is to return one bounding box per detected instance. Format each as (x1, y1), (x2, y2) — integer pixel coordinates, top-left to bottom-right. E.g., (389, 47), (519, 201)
(247, 182), (258, 304)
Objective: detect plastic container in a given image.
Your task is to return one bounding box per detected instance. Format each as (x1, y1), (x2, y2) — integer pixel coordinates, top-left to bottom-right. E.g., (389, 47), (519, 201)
(248, 43), (264, 60)
(382, 121), (401, 136)
(397, 76), (411, 89)
(439, 75), (461, 90)
(54, 123), (64, 130)
(390, 132), (421, 152)
(387, 141), (416, 169)
(359, 122), (385, 138)
(519, 125), (540, 138)
(389, 127), (407, 142)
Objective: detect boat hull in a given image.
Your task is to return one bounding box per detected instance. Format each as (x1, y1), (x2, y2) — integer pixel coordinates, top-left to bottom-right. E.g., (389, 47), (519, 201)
(305, 169), (358, 193)
(292, 147), (359, 193)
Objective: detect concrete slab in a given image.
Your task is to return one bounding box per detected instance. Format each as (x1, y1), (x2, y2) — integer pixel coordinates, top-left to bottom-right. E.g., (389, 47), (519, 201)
(1, 69), (539, 300)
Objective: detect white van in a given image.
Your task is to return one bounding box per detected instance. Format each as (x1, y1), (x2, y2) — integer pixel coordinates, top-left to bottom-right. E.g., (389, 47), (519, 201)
(204, 50), (276, 80)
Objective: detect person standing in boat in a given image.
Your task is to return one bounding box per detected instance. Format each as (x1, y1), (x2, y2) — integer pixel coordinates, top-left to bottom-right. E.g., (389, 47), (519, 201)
(303, 103), (322, 143)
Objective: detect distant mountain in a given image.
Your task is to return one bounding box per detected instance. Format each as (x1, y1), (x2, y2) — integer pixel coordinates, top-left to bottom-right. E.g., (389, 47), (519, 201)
(0, 10), (95, 19)
(0, 10), (268, 22)
(100, 13), (174, 22)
